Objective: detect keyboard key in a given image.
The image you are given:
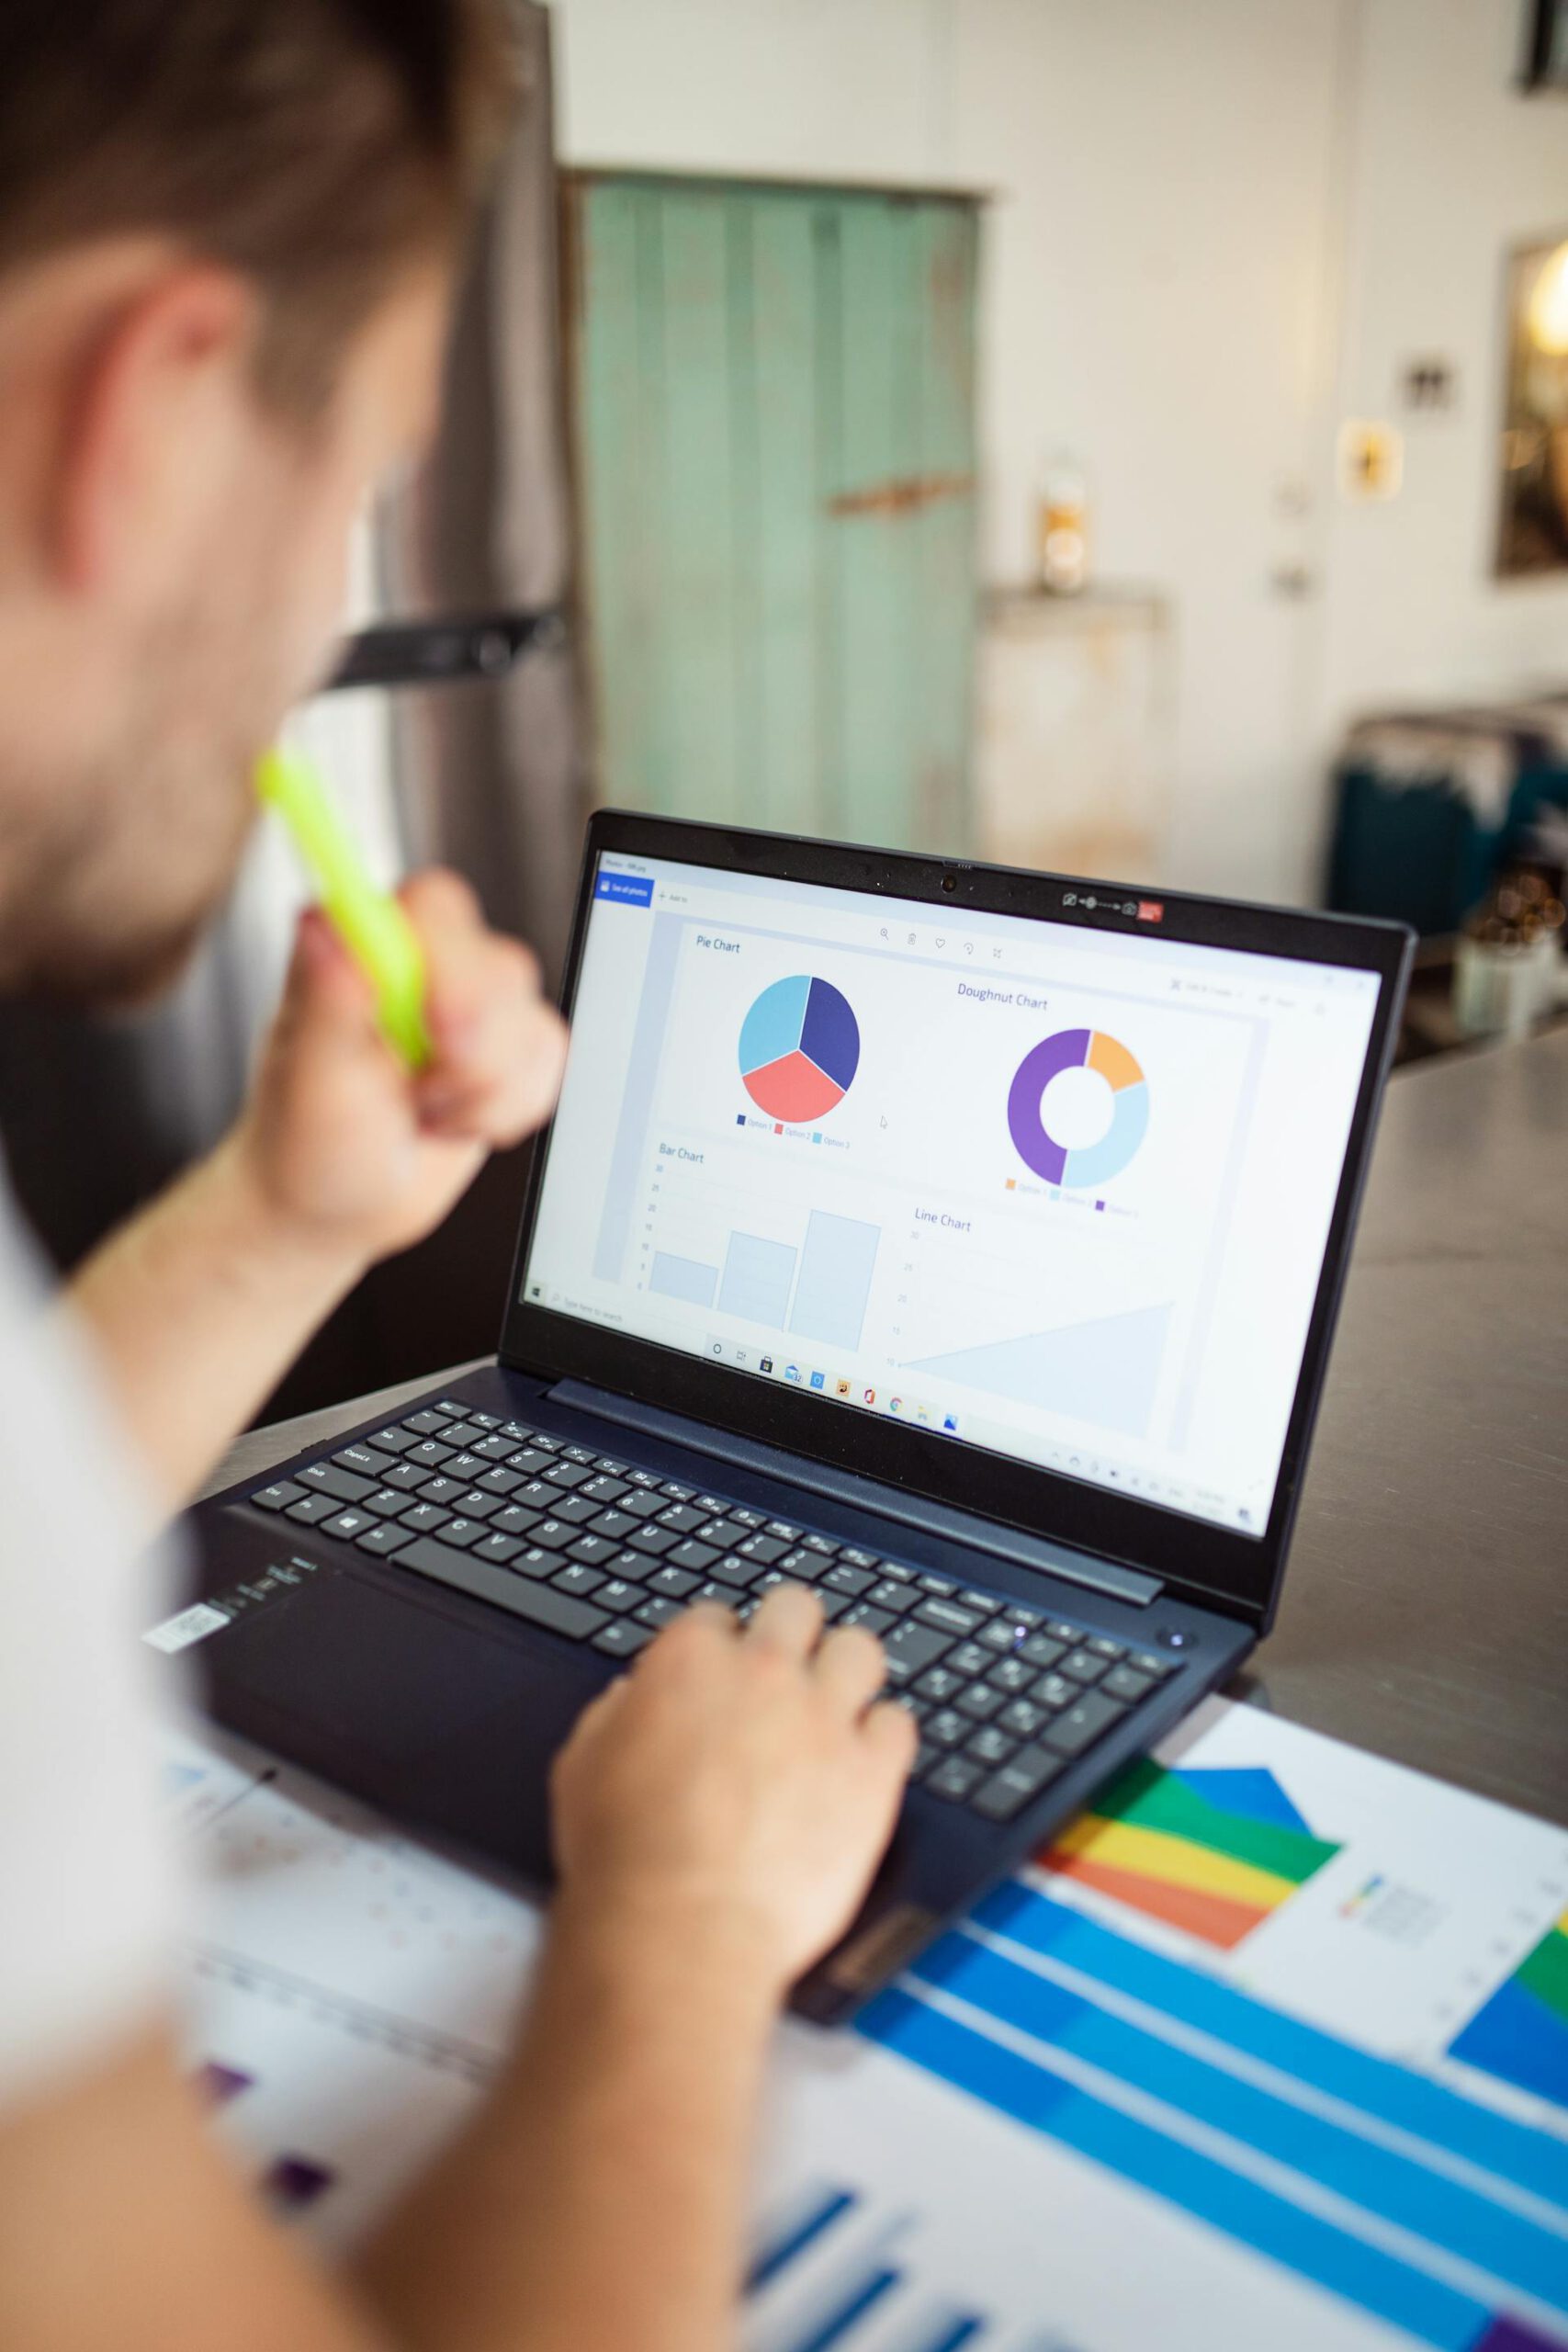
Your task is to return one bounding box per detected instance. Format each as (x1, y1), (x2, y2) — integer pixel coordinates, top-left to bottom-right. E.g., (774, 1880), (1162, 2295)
(250, 1480), (304, 1512)
(662, 1481), (697, 1502)
(549, 1495), (601, 1526)
(472, 1434), (516, 1462)
(665, 1538), (716, 1575)
(286, 1493), (337, 1523)
(592, 1579), (642, 1616)
(738, 1534), (788, 1566)
(441, 1421), (488, 1447)
(699, 1519), (750, 1551)
(439, 1518), (486, 1550)
(636, 1597), (682, 1631)
(926, 1709), (968, 1749)
(764, 1519), (801, 1541)
(987, 1656), (1035, 1694)
(594, 1454), (629, 1476)
(926, 1756), (986, 1804)
(839, 1603), (893, 1636)
(728, 1506), (766, 1529)
(402, 1410), (448, 1436)
(1043, 1618), (1083, 1645)
(778, 1548), (822, 1577)
(965, 1725), (1016, 1768)
(499, 1420), (536, 1441)
(430, 1399), (468, 1419)
(709, 1554), (761, 1589)
(381, 1460), (433, 1491)
(1043, 1690), (1127, 1758)
(915, 1597), (981, 1639)
(445, 1453), (483, 1483)
(1086, 1634), (1127, 1662)
(957, 1681), (1002, 1722)
(396, 1537), (608, 1640)
(1033, 1673), (1076, 1710)
(823, 1563), (875, 1597)
(1129, 1649), (1179, 1679)
(1020, 1633), (1066, 1670)
(657, 1503), (708, 1534)
(949, 1643), (990, 1679)
(627, 1525), (679, 1558)
(867, 1556), (908, 1579)
(915, 1666), (964, 1703)
(1103, 1664), (1156, 1703)
(491, 1504), (542, 1538)
(553, 1564), (606, 1599)
(451, 1489), (504, 1521)
(867, 1578), (917, 1615)
(581, 1474), (629, 1504)
(978, 1619), (1024, 1653)
(568, 1533), (620, 1567)
(400, 1501), (453, 1535)
(593, 1620), (653, 1659)
(468, 1412), (502, 1430)
(649, 1563), (700, 1600)
(476, 1467), (522, 1496)
(802, 1533), (839, 1557)
(1059, 1648), (1108, 1685)
(880, 1623), (953, 1682)
(367, 1426), (419, 1453)
(323, 1510), (372, 1541)
(355, 1521), (413, 1556)
(998, 1698), (1048, 1740)
(505, 1447), (553, 1477)
(589, 1510), (637, 1543)
(333, 1444), (393, 1479)
(960, 1588), (1000, 1615)
(474, 1532), (523, 1566)
(562, 1445), (598, 1466)
(363, 1488), (411, 1520)
(918, 1572), (958, 1596)
(544, 1461), (592, 1489)
(972, 1747), (1065, 1822)
(529, 1520), (577, 1552)
(408, 1441), (454, 1471)
(299, 1463), (374, 1503)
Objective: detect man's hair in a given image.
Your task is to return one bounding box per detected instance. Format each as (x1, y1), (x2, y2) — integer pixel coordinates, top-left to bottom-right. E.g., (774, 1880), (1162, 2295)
(0, 1), (516, 413)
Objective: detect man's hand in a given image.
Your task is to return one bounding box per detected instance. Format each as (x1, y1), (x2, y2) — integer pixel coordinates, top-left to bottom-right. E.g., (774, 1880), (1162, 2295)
(231, 871), (568, 1274)
(553, 1586), (919, 2000)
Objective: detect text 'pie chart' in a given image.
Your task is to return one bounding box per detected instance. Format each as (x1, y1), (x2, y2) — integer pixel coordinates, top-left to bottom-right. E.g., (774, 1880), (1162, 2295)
(739, 976), (861, 1123)
(1009, 1027), (1149, 1188)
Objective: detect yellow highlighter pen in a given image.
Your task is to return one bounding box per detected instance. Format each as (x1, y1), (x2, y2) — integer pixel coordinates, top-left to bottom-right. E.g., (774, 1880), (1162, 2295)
(256, 747), (434, 1071)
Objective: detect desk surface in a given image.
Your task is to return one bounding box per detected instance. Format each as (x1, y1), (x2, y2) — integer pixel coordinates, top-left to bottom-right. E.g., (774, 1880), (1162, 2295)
(209, 1030), (1568, 1829)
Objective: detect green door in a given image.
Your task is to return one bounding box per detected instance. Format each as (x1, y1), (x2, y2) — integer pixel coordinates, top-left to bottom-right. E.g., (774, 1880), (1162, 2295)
(564, 172), (981, 854)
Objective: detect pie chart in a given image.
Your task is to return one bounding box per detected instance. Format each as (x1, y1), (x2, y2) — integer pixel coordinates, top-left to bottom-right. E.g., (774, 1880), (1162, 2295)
(1009, 1027), (1149, 1188)
(739, 976), (861, 1123)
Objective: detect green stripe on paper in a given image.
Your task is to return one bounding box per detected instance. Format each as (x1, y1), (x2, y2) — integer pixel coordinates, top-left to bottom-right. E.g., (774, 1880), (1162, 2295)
(1516, 1922), (1568, 2028)
(1088, 1758), (1341, 1887)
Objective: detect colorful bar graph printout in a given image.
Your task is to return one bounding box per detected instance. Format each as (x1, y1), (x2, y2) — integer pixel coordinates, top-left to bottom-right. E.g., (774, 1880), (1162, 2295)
(1041, 1758), (1343, 1949)
(1450, 1912), (1568, 2116)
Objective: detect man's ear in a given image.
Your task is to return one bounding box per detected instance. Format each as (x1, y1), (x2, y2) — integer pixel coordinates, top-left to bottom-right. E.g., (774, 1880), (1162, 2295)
(55, 262), (263, 600)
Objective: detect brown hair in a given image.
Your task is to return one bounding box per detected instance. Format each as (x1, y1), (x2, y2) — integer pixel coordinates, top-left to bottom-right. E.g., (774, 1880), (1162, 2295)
(0, 1), (516, 413)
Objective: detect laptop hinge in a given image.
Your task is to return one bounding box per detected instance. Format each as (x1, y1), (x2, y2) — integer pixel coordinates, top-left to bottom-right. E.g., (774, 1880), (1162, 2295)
(547, 1380), (1164, 1609)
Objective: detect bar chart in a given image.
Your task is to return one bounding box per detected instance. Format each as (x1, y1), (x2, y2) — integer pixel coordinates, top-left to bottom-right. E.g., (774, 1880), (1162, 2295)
(648, 1205), (882, 1353)
(747, 2178), (995, 2352)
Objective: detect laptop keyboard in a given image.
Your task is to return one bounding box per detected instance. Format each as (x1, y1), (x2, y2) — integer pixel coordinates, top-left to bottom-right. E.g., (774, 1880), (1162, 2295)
(243, 1397), (1179, 1826)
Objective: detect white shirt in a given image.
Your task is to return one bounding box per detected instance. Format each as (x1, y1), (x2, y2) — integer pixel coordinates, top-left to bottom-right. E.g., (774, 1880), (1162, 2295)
(0, 1172), (180, 2109)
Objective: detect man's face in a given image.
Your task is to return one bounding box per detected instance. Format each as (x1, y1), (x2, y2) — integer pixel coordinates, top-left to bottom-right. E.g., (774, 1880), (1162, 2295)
(0, 263), (448, 1006)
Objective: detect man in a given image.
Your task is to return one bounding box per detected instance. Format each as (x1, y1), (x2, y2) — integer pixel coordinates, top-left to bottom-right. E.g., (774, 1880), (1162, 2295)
(0, 8), (916, 2348)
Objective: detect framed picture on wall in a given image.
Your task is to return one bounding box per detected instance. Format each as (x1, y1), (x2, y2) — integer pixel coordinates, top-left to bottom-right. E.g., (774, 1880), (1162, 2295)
(1497, 233), (1568, 576)
(1522, 0), (1568, 90)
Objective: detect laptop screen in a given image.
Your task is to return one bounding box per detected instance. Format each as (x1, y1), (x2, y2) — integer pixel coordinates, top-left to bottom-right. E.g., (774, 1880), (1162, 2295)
(521, 852), (1382, 1540)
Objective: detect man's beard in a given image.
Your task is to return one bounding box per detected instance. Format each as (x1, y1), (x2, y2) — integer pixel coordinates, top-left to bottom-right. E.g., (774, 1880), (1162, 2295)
(0, 728), (260, 1011)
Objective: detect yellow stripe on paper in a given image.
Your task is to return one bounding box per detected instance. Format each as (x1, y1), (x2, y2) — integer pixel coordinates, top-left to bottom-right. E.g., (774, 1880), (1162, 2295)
(1052, 1815), (1301, 1915)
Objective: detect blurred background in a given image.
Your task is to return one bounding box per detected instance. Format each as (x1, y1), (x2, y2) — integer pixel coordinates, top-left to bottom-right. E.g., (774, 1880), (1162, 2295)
(6, 0), (1568, 1417)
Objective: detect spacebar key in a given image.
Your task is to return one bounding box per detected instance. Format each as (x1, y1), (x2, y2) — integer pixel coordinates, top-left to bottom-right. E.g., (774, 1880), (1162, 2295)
(396, 1537), (608, 1640)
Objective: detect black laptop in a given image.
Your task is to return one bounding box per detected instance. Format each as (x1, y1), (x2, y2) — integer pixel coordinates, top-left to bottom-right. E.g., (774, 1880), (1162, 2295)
(180, 814), (1412, 2022)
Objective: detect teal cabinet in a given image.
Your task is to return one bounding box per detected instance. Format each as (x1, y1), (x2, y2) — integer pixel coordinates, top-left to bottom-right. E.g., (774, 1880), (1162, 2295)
(563, 172), (982, 853)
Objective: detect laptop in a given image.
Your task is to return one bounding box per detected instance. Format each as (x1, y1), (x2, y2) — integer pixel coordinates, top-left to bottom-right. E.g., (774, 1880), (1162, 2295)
(179, 814), (1413, 2023)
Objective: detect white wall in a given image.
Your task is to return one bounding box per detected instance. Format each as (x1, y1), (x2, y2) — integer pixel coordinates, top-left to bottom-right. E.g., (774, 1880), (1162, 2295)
(547, 0), (1568, 903)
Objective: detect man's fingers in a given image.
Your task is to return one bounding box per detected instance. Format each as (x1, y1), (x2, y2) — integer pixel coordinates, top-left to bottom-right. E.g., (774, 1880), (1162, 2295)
(746, 1582), (824, 1660)
(864, 1697), (921, 1773)
(813, 1624), (887, 1714)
